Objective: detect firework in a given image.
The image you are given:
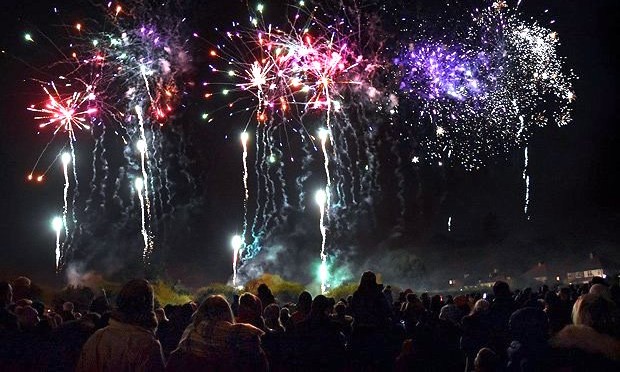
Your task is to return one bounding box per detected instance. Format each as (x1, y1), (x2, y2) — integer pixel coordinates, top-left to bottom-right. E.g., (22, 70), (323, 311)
(393, 2), (575, 170)
(523, 146), (530, 220)
(231, 234), (243, 286)
(27, 82), (97, 179)
(240, 131), (250, 243)
(135, 107), (153, 259)
(51, 217), (63, 271)
(315, 188), (328, 293)
(20, 0), (193, 270)
(61, 152), (72, 238)
(28, 82), (97, 136)
(207, 2), (381, 285)
(134, 177), (150, 257)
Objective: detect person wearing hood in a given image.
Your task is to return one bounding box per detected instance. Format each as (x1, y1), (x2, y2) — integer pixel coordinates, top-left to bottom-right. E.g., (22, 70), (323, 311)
(550, 293), (620, 371)
(236, 292), (266, 331)
(167, 294), (267, 372)
(506, 307), (550, 371)
(76, 279), (165, 372)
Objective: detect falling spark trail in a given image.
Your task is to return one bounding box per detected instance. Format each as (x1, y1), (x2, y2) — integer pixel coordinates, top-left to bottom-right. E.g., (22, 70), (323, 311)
(523, 146), (530, 220)
(318, 129), (331, 220)
(448, 216), (452, 232)
(52, 217), (63, 272)
(231, 235), (242, 286)
(55, 229), (62, 270)
(135, 178), (149, 258)
(135, 106), (153, 257)
(316, 189), (328, 294)
(241, 132), (250, 247)
(61, 152), (71, 238)
(140, 64), (155, 104)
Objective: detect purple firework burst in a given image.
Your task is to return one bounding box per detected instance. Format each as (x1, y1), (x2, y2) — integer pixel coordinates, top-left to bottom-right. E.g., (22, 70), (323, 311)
(395, 43), (488, 102)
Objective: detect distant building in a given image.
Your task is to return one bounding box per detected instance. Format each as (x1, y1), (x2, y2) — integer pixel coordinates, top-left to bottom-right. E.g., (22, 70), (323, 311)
(521, 262), (563, 286)
(523, 262), (549, 283)
(478, 268), (513, 289)
(566, 252), (616, 284)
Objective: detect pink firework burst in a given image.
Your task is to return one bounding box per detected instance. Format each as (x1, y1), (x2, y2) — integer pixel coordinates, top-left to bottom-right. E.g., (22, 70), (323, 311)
(28, 81), (98, 137)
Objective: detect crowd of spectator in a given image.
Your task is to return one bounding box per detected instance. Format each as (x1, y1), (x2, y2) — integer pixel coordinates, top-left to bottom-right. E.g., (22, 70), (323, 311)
(1, 271), (619, 371)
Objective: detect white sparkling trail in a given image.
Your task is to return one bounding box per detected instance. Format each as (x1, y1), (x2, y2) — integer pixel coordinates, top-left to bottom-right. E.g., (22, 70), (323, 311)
(523, 146), (530, 220)
(231, 235), (242, 287)
(448, 216), (452, 232)
(316, 189), (328, 294)
(140, 64), (155, 103)
(135, 178), (150, 258)
(319, 129), (331, 219)
(240, 131), (250, 259)
(135, 106), (153, 258)
(52, 217), (63, 272)
(61, 153), (71, 238)
(55, 229), (61, 271)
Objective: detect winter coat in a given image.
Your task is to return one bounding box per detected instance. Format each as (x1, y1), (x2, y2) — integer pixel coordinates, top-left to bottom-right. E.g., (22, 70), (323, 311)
(166, 320), (267, 372)
(549, 325), (620, 371)
(76, 318), (165, 372)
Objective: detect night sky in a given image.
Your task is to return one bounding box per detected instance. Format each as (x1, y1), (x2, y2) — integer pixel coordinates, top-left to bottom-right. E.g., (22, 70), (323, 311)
(0, 0), (618, 289)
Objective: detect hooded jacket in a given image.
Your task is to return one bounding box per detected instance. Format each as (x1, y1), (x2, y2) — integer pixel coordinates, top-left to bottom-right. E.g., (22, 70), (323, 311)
(76, 318), (165, 372)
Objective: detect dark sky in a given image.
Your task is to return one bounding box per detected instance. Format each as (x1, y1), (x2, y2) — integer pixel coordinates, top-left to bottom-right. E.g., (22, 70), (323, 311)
(0, 1), (619, 288)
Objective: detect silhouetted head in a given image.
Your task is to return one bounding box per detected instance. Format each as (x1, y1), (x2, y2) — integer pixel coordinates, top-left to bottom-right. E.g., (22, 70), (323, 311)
(90, 295), (111, 315)
(63, 302), (75, 312)
(297, 291), (312, 313)
(474, 348), (499, 372)
(334, 301), (346, 316)
(359, 271), (378, 291)
(114, 279), (157, 330)
(590, 276), (608, 287)
(509, 307), (549, 343)
(263, 303), (280, 322)
(194, 295), (233, 325)
(589, 284), (610, 298)
(31, 301), (45, 317)
(257, 283), (272, 296)
(572, 293), (617, 335)
(472, 299), (490, 315)
(0, 282), (13, 306)
(15, 305), (39, 329)
(238, 292), (264, 329)
(492, 281), (511, 299)
(310, 295), (330, 318)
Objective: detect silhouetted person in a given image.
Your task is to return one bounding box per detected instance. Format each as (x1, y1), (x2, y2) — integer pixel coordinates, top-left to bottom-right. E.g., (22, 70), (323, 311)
(475, 348), (500, 372)
(61, 301), (76, 322)
(0, 281), (20, 370)
(291, 291), (312, 326)
(488, 281), (515, 362)
(236, 292), (266, 331)
(257, 284), (276, 311)
(262, 303), (288, 372)
(350, 271), (393, 370)
(293, 295), (345, 371)
(46, 312), (99, 371)
(167, 295), (267, 372)
(330, 301), (353, 341)
(551, 293), (620, 370)
(461, 299), (492, 370)
(76, 279), (165, 372)
(506, 307), (550, 371)
(544, 291), (570, 335)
